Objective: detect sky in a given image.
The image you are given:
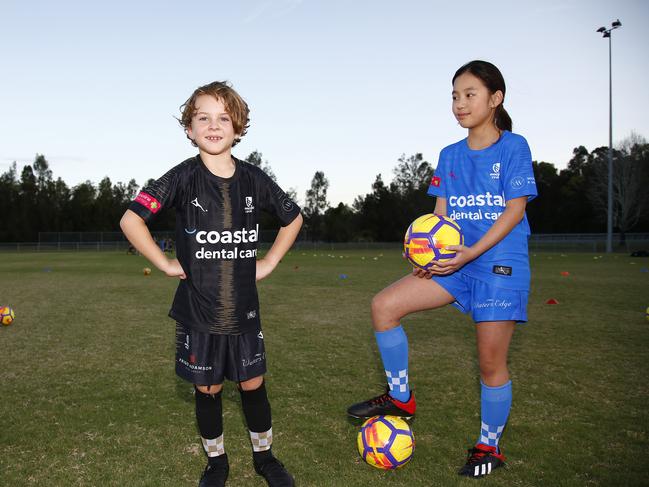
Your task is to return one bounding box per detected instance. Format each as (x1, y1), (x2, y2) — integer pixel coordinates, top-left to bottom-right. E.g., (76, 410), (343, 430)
(1, 0), (648, 207)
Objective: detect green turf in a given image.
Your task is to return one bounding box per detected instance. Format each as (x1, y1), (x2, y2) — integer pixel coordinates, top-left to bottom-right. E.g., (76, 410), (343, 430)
(1, 250), (648, 486)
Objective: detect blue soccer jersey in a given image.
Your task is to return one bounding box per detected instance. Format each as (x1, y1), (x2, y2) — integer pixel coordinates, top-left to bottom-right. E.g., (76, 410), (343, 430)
(427, 131), (537, 290)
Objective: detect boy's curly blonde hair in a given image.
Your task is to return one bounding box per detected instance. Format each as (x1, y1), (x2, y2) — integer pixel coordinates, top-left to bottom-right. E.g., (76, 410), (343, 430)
(179, 81), (250, 147)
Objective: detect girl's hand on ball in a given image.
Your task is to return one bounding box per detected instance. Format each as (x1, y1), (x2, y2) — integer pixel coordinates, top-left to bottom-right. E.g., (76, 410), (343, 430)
(429, 245), (476, 275)
(412, 267), (433, 279)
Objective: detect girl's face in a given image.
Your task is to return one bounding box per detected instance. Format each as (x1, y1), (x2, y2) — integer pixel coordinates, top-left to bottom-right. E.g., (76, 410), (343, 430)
(186, 94), (239, 156)
(452, 72), (503, 131)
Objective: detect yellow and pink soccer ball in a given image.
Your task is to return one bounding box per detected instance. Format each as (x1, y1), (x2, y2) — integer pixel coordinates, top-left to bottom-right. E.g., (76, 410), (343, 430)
(404, 214), (464, 270)
(357, 415), (415, 470)
(1, 306), (15, 326)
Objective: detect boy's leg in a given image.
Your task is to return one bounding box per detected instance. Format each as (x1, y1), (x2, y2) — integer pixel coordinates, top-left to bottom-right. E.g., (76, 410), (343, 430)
(195, 384), (225, 461)
(195, 384), (229, 487)
(459, 321), (515, 478)
(347, 274), (455, 419)
(175, 323), (230, 487)
(240, 377), (294, 487)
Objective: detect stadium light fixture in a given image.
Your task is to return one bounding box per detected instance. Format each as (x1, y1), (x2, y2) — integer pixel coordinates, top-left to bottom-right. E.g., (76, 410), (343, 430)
(596, 19), (621, 253)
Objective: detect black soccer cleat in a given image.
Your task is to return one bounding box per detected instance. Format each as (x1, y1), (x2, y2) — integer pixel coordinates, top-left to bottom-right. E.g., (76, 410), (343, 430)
(458, 443), (506, 478)
(254, 455), (295, 487)
(199, 454), (229, 487)
(347, 389), (416, 419)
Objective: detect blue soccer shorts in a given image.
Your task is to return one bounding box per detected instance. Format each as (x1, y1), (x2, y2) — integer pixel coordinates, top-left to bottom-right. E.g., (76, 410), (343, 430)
(175, 323), (267, 385)
(432, 271), (529, 323)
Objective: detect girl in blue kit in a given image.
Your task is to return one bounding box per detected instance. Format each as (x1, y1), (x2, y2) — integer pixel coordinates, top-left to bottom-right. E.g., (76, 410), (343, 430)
(347, 60), (537, 478)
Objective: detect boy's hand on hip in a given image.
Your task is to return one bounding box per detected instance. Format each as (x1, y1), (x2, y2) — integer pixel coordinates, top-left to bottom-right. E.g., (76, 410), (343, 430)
(164, 258), (187, 279)
(256, 258), (276, 281)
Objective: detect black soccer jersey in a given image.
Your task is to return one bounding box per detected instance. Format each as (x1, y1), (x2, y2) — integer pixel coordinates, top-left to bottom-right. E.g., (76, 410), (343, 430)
(128, 155), (301, 335)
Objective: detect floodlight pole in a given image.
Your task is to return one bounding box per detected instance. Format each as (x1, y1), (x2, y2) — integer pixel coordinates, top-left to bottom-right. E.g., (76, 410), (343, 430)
(597, 19), (621, 253)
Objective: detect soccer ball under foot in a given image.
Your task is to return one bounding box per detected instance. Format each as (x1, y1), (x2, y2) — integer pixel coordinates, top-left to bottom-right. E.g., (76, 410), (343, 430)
(357, 415), (414, 469)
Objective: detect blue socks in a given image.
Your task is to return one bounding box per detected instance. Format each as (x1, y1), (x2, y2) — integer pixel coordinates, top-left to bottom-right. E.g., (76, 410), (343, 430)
(479, 380), (512, 448)
(375, 326), (410, 402)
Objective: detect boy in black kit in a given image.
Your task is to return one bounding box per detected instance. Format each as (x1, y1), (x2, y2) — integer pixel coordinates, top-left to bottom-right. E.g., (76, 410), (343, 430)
(120, 81), (302, 487)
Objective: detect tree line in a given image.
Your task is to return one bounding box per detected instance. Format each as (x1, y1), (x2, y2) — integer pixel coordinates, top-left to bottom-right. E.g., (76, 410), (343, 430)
(1, 135), (648, 243)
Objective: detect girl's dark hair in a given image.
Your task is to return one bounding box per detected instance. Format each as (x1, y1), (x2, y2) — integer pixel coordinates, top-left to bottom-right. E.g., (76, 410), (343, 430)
(452, 60), (512, 132)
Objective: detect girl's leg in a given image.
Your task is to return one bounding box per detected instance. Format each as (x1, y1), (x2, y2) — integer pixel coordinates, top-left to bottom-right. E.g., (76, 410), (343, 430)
(371, 273), (456, 331)
(348, 274), (455, 417)
(475, 321), (515, 449)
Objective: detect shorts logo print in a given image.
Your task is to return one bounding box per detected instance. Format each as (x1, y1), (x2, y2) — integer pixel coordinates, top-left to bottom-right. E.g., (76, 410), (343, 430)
(242, 352), (265, 368)
(474, 299), (513, 310)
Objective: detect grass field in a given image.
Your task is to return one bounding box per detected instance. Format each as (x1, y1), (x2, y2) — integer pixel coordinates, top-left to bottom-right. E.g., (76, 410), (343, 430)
(1, 249), (648, 486)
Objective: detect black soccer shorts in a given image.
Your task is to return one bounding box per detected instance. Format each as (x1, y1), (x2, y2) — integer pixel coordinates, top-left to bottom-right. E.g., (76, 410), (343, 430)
(175, 322), (267, 385)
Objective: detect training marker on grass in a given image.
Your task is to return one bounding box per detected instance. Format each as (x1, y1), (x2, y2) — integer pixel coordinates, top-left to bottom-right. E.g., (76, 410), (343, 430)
(546, 298), (559, 305)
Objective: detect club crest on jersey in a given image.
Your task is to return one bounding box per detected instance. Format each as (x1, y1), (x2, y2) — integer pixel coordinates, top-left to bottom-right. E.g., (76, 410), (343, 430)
(431, 176), (441, 187)
(245, 196), (254, 213)
(490, 163), (501, 180)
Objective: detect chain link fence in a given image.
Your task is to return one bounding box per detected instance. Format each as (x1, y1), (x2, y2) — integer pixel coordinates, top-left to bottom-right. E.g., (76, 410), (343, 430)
(0, 232), (646, 253)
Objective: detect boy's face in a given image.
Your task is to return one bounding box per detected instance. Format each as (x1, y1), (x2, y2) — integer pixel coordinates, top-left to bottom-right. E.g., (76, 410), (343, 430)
(186, 95), (239, 156)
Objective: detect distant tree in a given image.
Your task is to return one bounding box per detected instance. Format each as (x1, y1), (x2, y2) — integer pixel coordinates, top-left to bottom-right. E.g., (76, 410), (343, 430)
(67, 181), (96, 231)
(0, 162), (20, 240)
(353, 153), (436, 242)
(354, 174), (403, 241)
(322, 203), (356, 242)
(392, 153), (434, 195)
(18, 165), (38, 239)
(527, 161), (559, 233)
(245, 150), (277, 181)
(52, 177), (71, 231)
(587, 133), (649, 243)
(285, 187), (298, 206)
(304, 171), (329, 217)
(112, 179), (139, 206)
(303, 171), (329, 240)
(553, 147), (600, 232)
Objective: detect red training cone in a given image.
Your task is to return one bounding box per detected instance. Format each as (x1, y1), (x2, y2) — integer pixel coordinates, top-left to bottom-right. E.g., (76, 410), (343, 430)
(545, 298), (559, 305)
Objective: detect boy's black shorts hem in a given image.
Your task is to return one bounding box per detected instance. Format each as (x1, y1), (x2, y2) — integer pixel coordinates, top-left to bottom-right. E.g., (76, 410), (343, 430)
(175, 322), (267, 385)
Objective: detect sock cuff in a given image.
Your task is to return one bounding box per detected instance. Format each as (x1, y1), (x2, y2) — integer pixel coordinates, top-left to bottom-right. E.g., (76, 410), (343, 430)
(249, 428), (273, 452)
(201, 434), (225, 457)
(239, 381), (267, 403)
(481, 380), (512, 401)
(480, 380), (512, 390)
(375, 325), (406, 348)
(195, 387), (223, 400)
